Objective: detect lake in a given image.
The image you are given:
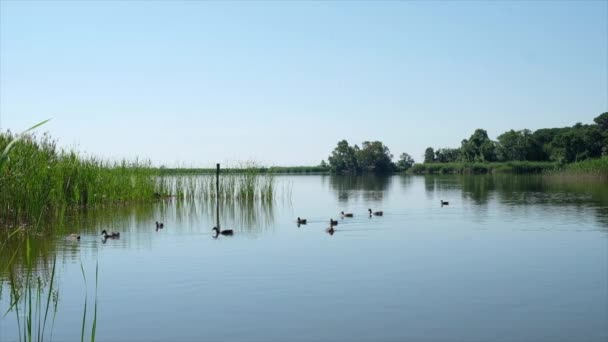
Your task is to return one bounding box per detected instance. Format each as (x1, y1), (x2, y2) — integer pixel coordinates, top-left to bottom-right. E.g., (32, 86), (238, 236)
(1, 174), (607, 342)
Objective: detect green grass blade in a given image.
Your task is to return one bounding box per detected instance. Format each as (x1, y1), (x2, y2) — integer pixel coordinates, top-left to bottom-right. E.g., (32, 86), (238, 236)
(80, 262), (88, 342)
(40, 256), (57, 341)
(91, 261), (98, 342)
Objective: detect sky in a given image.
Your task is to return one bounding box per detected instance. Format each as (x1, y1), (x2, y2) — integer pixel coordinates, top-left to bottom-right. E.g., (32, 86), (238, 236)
(0, 1), (606, 166)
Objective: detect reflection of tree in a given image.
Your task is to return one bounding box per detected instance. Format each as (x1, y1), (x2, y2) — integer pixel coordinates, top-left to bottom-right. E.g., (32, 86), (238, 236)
(423, 175), (463, 200)
(461, 175), (495, 205)
(422, 174), (608, 233)
(328, 175), (390, 203)
(398, 175), (414, 191)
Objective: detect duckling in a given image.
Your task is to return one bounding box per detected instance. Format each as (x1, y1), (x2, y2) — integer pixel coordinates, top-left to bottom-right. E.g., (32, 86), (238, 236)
(340, 211), (354, 218)
(212, 227), (234, 236)
(368, 208), (383, 216)
(67, 234), (80, 241)
(329, 219), (339, 226)
(440, 200), (449, 206)
(297, 217), (307, 224)
(101, 230), (120, 239)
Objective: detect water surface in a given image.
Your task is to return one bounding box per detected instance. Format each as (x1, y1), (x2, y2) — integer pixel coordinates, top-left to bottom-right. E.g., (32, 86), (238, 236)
(1, 175), (607, 342)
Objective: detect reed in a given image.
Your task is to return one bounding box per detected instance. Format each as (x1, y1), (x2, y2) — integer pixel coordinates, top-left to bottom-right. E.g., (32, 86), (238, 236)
(0, 130), (279, 228)
(409, 161), (557, 175)
(561, 156), (608, 177)
(0, 131), (159, 227)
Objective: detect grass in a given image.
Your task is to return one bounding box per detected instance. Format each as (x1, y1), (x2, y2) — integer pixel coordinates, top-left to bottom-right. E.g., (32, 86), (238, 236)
(158, 165), (330, 175)
(0, 131), (279, 228)
(4, 236), (59, 342)
(409, 161), (558, 175)
(561, 156), (608, 177)
(0, 131), (159, 227)
(409, 158), (608, 177)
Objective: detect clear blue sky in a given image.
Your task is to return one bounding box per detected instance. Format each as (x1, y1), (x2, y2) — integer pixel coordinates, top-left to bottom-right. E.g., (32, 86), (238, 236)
(1, 1), (606, 166)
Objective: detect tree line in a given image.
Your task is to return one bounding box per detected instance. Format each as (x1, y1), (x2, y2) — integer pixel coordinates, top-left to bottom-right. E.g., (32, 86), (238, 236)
(323, 112), (608, 174)
(322, 140), (414, 174)
(423, 112), (608, 165)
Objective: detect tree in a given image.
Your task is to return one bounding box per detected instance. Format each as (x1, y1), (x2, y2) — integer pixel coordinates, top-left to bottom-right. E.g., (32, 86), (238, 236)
(319, 160), (328, 168)
(497, 129), (538, 161)
(594, 112), (608, 131)
(327, 140), (359, 174)
(461, 129), (496, 162)
(396, 153), (415, 171)
(434, 148), (461, 163)
(549, 124), (602, 163)
(593, 112), (608, 156)
(357, 141), (395, 174)
(424, 147), (435, 163)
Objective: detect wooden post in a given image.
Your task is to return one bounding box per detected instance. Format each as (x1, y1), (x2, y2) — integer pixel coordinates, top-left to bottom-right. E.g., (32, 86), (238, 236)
(216, 163), (220, 229)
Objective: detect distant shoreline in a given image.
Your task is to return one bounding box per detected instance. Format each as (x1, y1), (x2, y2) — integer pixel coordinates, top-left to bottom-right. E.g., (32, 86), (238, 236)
(157, 158), (608, 177)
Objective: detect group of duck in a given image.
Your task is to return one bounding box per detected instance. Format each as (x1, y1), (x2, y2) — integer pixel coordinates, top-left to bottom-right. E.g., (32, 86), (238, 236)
(296, 208), (384, 235)
(68, 200), (451, 241)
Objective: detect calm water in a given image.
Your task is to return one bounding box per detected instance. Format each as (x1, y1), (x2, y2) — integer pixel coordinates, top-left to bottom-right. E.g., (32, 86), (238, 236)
(1, 175), (607, 342)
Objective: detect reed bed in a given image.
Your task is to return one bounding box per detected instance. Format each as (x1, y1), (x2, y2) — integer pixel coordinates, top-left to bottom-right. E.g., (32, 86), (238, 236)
(561, 156), (608, 177)
(0, 131), (278, 228)
(157, 173), (275, 203)
(0, 132), (159, 227)
(409, 161), (557, 175)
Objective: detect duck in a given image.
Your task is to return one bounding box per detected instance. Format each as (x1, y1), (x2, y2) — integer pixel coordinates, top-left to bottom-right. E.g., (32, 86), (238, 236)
(297, 217), (307, 224)
(101, 230), (120, 239)
(340, 211), (354, 218)
(67, 234), (80, 240)
(212, 227), (234, 236)
(368, 208), (383, 216)
(326, 226), (335, 235)
(329, 219), (339, 226)
(440, 200), (449, 206)
(155, 221), (164, 228)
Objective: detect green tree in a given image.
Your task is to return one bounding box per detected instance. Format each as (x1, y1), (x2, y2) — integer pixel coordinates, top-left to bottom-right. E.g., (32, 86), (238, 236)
(549, 124), (602, 163)
(357, 141), (396, 173)
(593, 112), (608, 131)
(461, 129), (496, 162)
(434, 148), (461, 162)
(496, 129), (538, 161)
(593, 112), (608, 155)
(327, 140), (359, 174)
(424, 147), (435, 163)
(396, 153), (415, 171)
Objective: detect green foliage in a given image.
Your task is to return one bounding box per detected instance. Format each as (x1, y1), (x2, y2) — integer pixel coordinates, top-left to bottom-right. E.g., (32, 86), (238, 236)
(327, 140), (359, 174)
(496, 129), (539, 161)
(461, 129), (497, 162)
(593, 112), (608, 131)
(396, 153), (415, 172)
(424, 147), (435, 163)
(546, 124), (602, 163)
(410, 161), (557, 174)
(158, 166), (330, 175)
(424, 112), (607, 169)
(562, 156), (608, 177)
(356, 141), (396, 173)
(327, 140), (396, 174)
(434, 148), (461, 163)
(0, 131), (160, 226)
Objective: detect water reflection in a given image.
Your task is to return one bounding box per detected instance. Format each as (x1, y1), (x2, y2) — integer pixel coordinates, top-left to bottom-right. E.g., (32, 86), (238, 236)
(422, 174), (608, 233)
(0, 195), (277, 285)
(2, 174), (608, 342)
(328, 175), (390, 203)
